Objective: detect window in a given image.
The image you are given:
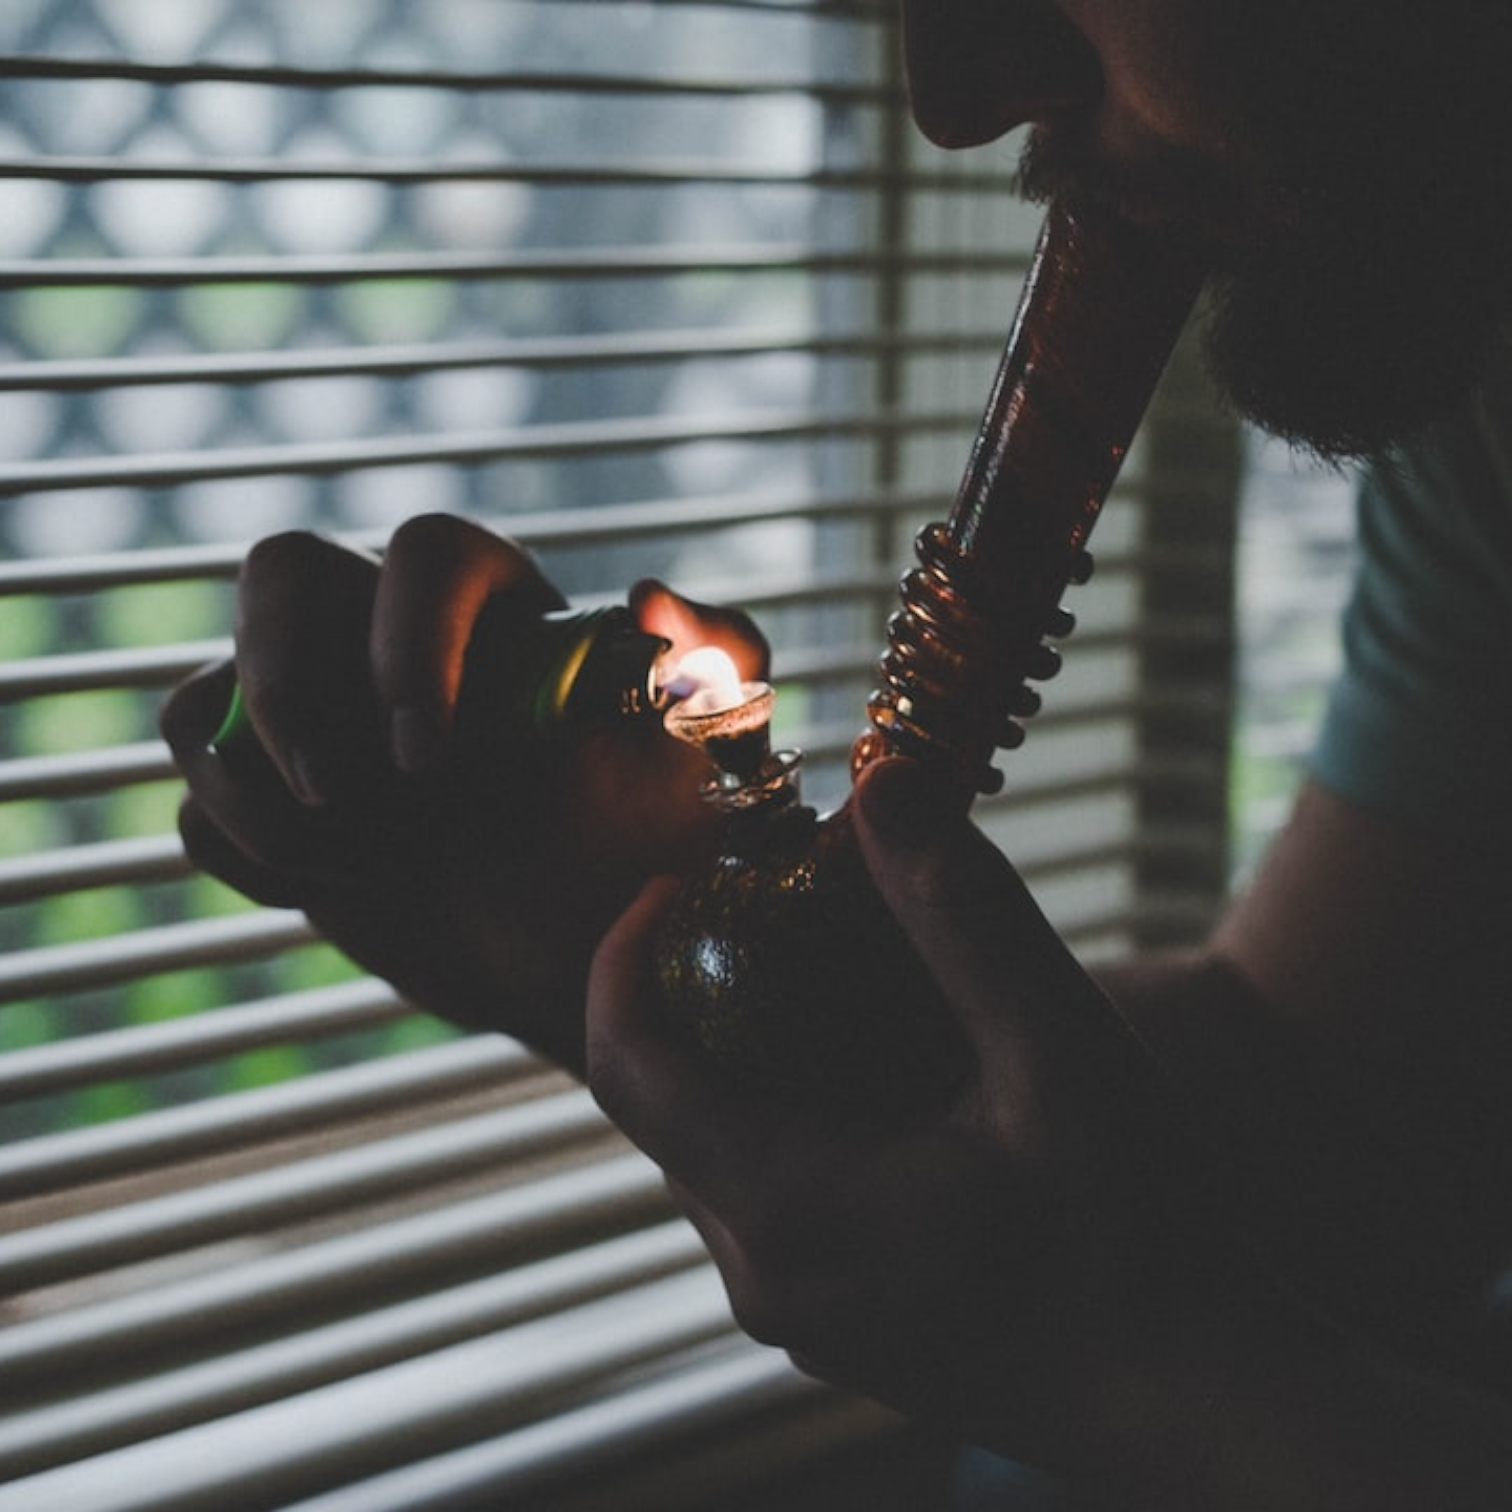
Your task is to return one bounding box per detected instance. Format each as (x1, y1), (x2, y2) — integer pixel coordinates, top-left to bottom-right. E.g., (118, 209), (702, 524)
(1228, 434), (1356, 879)
(1, 3), (1246, 1506)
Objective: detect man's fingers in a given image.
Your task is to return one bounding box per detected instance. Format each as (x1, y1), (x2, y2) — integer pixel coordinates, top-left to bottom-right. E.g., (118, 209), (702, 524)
(586, 877), (820, 1201)
(232, 532), (382, 805)
(585, 877), (736, 1167)
(629, 579), (770, 681)
(371, 515), (564, 774)
(851, 757), (1100, 1056)
(176, 797), (309, 910)
(160, 657), (238, 758)
(165, 659), (409, 894)
(853, 758), (1165, 1147)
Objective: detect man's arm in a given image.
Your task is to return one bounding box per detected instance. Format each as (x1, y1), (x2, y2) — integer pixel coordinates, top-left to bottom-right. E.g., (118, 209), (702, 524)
(1102, 778), (1512, 1377)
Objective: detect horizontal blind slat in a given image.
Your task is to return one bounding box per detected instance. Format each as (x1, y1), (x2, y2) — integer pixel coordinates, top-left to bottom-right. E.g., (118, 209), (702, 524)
(0, 1222), (707, 1483)
(0, 156), (1012, 193)
(506, 483), (945, 547)
(0, 835), (191, 907)
(0, 1035), (534, 1201)
(0, 1088), (611, 1295)
(282, 1340), (823, 1512)
(0, 641), (226, 700)
(0, 54), (893, 97)
(0, 485), (950, 594)
(0, 978), (409, 1102)
(0, 742), (176, 803)
(0, 329), (999, 395)
(0, 1268), (737, 1512)
(0, 912), (318, 1007)
(0, 1153), (673, 1389)
(0, 245), (1017, 289)
(0, 405), (974, 495)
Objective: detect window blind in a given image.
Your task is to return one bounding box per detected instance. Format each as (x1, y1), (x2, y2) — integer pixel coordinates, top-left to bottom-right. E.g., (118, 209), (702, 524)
(0, 3), (1243, 1507)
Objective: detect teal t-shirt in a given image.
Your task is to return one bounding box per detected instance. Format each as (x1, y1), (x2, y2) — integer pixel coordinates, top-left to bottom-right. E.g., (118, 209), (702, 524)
(1310, 367), (1512, 842)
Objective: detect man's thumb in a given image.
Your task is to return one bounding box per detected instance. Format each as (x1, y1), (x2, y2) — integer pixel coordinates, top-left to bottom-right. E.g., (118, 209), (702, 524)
(852, 756), (1091, 1048)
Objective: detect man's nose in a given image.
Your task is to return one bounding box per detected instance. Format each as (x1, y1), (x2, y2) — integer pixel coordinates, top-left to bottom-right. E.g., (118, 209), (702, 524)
(900, 0), (1101, 148)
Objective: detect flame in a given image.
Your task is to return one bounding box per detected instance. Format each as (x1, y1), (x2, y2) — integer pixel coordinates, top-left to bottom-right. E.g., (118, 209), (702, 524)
(661, 642), (776, 782)
(665, 645), (747, 715)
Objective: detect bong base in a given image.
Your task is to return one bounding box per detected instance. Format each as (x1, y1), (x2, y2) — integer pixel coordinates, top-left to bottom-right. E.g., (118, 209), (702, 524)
(652, 798), (970, 1119)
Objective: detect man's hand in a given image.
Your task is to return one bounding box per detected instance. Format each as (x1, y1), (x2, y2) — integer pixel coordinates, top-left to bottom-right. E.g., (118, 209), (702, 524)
(585, 753), (1512, 1505)
(585, 755), (1277, 1474)
(160, 513), (766, 1072)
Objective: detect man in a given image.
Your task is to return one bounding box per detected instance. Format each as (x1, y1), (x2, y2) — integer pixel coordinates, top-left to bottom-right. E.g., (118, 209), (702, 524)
(162, 1), (1512, 1503)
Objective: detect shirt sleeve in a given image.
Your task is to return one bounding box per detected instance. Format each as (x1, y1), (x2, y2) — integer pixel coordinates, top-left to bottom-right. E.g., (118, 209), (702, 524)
(1309, 383), (1512, 843)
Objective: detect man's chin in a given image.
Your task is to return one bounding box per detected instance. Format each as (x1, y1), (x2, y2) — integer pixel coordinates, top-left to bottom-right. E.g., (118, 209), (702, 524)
(1201, 254), (1504, 461)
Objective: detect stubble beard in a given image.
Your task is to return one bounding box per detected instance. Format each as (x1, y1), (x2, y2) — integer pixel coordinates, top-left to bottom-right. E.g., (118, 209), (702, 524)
(1017, 123), (1509, 462)
(1199, 182), (1505, 461)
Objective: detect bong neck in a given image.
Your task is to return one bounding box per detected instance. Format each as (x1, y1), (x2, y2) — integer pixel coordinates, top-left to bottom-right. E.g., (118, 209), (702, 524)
(854, 198), (1207, 797)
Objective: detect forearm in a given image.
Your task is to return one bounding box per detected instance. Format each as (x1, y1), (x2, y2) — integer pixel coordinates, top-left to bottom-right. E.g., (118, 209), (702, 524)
(1060, 956), (1476, 1504)
(1098, 942), (1501, 1356)
(1091, 945), (1290, 1096)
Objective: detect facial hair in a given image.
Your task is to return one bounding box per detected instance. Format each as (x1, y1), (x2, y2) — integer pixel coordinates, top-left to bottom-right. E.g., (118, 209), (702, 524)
(1197, 148), (1508, 461)
(1016, 11), (1512, 461)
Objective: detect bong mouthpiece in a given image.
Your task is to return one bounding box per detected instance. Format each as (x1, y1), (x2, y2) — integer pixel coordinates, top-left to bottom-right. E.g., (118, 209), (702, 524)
(855, 198), (1208, 795)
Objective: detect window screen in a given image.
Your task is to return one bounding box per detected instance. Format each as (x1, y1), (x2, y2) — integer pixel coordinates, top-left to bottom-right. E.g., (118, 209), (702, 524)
(0, 3), (1243, 1507)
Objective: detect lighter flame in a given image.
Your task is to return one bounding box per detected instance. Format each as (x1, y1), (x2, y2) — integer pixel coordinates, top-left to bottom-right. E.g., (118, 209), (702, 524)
(664, 645), (747, 715)
(661, 642), (777, 787)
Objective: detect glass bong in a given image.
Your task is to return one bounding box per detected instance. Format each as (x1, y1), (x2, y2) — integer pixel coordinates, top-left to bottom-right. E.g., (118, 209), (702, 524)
(649, 198), (1207, 1118)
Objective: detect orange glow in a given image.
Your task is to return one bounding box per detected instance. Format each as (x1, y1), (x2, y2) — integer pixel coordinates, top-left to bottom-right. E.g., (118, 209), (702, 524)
(665, 645), (748, 715)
